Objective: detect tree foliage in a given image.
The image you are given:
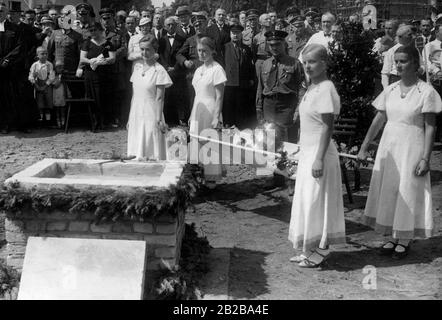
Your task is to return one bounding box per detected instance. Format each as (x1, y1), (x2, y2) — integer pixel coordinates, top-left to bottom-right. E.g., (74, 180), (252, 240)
(328, 22), (381, 144)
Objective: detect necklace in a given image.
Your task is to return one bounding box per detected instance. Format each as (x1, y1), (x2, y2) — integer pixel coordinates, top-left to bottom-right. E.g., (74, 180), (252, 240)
(200, 62), (212, 76)
(399, 80), (418, 99)
(141, 61), (154, 76)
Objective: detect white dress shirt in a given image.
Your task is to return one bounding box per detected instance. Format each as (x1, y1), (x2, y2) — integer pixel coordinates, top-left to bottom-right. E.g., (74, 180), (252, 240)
(0, 20), (5, 32)
(167, 33), (176, 47)
(424, 39), (442, 71)
(29, 60), (55, 85)
(299, 31), (334, 63)
(381, 43), (402, 77)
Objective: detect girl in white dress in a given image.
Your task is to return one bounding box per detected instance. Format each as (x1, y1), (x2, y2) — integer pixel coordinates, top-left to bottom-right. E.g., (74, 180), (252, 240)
(288, 44), (346, 268)
(127, 35), (173, 161)
(358, 45), (442, 259)
(189, 36), (227, 188)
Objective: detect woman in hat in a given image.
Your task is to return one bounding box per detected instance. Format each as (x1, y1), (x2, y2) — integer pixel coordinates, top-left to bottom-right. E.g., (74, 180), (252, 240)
(358, 45), (442, 259)
(289, 43), (346, 268)
(127, 35), (172, 161)
(189, 36), (227, 188)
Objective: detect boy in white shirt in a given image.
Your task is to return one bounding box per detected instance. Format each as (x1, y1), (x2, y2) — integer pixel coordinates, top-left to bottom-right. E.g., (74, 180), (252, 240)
(29, 46), (55, 125)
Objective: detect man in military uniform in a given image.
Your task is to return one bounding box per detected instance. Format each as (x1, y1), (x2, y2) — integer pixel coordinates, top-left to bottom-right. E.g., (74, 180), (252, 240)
(303, 7), (319, 36)
(285, 6), (300, 25)
(286, 15), (310, 59)
(176, 15), (207, 122)
(256, 30), (305, 142)
(73, 3), (95, 40)
(253, 13), (272, 75)
(99, 8), (126, 128)
(242, 9), (259, 49)
(34, 5), (49, 28)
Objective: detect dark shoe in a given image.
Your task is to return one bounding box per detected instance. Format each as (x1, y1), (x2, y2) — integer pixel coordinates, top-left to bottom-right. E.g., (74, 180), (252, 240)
(21, 128), (32, 134)
(298, 249), (330, 268)
(379, 241), (397, 256)
(392, 243), (410, 260)
(1, 127), (9, 134)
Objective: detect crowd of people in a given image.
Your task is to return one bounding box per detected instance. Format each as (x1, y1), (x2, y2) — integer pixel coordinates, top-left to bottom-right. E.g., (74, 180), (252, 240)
(1, 2), (442, 268)
(0, 3), (347, 136)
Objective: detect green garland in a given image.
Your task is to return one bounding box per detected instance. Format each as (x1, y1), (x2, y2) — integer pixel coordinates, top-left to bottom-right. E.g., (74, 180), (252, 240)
(0, 164), (204, 223)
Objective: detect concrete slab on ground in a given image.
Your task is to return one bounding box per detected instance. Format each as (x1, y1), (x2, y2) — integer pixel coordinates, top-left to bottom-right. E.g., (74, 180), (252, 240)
(18, 237), (147, 300)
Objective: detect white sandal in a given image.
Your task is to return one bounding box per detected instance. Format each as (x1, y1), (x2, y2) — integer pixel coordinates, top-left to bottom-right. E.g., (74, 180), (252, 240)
(289, 254), (308, 263)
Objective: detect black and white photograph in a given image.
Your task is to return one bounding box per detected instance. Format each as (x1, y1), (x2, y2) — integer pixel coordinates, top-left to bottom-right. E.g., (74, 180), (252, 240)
(0, 0), (442, 305)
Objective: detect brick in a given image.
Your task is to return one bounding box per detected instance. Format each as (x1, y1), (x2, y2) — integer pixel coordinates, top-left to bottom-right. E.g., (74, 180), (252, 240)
(133, 222), (154, 234)
(143, 235), (176, 246)
(46, 221), (68, 231)
(5, 231), (27, 243)
(155, 247), (176, 259)
(64, 233), (102, 239)
(147, 258), (176, 271)
(155, 222), (177, 235)
(5, 219), (24, 233)
(7, 256), (24, 271)
(102, 234), (144, 241)
(90, 223), (113, 233)
(155, 214), (177, 224)
(68, 221), (91, 232)
(112, 222), (132, 233)
(25, 220), (46, 231)
(6, 243), (26, 255)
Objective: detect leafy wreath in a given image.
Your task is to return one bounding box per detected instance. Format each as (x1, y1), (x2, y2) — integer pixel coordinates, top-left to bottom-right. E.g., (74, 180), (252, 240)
(0, 164), (204, 224)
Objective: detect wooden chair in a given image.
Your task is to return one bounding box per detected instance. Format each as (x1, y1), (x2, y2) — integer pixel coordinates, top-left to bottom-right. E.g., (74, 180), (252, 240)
(333, 117), (358, 204)
(62, 74), (96, 133)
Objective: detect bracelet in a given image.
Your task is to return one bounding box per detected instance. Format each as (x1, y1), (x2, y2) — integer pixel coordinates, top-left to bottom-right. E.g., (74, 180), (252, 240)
(421, 158), (429, 162)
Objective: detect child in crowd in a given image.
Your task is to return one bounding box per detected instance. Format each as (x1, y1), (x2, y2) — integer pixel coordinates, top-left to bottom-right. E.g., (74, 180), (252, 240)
(29, 46), (55, 125)
(53, 62), (66, 129)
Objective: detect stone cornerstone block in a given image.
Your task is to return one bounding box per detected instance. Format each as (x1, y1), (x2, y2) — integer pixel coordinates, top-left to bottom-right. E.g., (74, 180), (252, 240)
(18, 237), (147, 300)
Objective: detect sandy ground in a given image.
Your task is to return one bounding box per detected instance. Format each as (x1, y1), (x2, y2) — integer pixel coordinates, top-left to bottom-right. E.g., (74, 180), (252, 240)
(1, 128), (441, 300)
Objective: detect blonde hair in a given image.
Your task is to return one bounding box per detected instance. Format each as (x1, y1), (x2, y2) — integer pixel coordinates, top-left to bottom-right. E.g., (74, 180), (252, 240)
(302, 43), (328, 62)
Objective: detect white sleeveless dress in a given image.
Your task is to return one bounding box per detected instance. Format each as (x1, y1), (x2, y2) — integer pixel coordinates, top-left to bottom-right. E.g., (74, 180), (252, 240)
(288, 80), (346, 252)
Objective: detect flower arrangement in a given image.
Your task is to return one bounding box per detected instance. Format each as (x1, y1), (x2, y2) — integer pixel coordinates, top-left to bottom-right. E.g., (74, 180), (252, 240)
(0, 164), (204, 223)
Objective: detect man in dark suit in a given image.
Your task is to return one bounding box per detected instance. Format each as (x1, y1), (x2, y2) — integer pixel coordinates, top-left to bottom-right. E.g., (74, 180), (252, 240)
(159, 17), (187, 125)
(0, 2), (28, 133)
(176, 6), (195, 40)
(206, 8), (230, 66)
(176, 15), (207, 113)
(152, 12), (166, 40)
(223, 24), (255, 129)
